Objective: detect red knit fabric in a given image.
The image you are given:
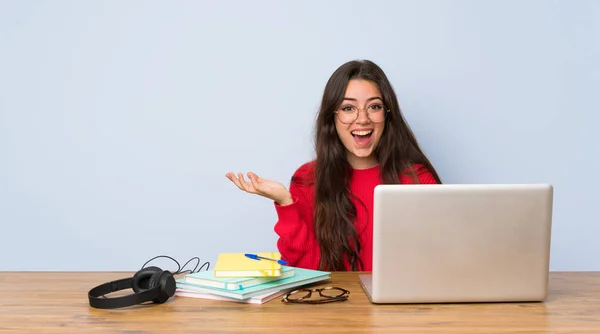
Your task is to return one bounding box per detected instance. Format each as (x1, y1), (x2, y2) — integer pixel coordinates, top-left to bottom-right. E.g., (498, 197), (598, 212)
(273, 161), (438, 271)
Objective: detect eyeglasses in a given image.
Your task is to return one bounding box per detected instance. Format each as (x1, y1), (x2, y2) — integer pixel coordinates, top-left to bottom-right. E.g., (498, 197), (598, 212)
(334, 103), (389, 124)
(281, 286), (350, 304)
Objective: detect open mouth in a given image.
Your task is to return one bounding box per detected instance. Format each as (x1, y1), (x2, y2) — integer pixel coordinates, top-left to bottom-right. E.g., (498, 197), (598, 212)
(352, 130), (373, 139)
(351, 130), (373, 147)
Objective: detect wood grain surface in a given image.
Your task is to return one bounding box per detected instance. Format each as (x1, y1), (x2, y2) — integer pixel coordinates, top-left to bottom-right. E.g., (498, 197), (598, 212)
(1, 271), (599, 333)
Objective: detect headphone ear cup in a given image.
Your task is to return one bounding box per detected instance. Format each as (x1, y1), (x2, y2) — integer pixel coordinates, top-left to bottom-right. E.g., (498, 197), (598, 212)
(132, 266), (162, 293)
(148, 270), (176, 304)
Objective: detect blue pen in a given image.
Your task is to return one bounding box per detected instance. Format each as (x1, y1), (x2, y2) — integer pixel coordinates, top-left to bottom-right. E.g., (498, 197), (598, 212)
(244, 253), (288, 265)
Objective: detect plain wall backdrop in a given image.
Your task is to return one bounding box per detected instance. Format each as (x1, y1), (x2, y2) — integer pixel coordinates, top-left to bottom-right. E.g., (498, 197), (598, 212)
(1, 0), (598, 271)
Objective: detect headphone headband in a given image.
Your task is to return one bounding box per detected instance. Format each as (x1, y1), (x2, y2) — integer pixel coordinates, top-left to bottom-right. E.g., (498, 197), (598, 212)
(88, 277), (161, 309)
(88, 268), (175, 309)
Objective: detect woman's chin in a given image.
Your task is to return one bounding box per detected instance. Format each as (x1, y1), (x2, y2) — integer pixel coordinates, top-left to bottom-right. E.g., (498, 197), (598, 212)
(346, 148), (377, 165)
(352, 150), (374, 158)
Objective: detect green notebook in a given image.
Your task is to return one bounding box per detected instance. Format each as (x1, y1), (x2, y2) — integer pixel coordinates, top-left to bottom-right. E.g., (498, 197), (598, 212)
(175, 267), (331, 300)
(184, 266), (295, 290)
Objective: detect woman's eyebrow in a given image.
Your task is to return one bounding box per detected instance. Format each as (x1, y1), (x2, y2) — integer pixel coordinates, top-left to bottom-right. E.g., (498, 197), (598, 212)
(342, 97), (383, 102)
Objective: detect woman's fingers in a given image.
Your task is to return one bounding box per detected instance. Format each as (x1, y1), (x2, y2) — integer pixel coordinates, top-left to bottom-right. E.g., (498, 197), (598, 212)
(226, 171), (270, 196)
(240, 173), (260, 193)
(225, 172), (242, 189)
(248, 173), (261, 192)
(236, 173), (249, 192)
(226, 172), (250, 192)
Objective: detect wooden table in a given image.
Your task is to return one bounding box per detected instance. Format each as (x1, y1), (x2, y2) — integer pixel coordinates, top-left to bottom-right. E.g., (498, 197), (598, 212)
(1, 271), (599, 333)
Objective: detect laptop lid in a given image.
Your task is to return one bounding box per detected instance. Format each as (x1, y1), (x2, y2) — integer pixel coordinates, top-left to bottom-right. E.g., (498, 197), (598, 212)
(363, 183), (553, 304)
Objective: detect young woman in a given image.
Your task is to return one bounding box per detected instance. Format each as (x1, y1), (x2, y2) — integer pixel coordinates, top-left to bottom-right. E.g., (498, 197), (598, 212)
(226, 59), (441, 272)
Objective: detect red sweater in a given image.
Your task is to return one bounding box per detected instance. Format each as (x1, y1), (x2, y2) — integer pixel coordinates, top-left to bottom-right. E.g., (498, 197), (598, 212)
(273, 161), (438, 271)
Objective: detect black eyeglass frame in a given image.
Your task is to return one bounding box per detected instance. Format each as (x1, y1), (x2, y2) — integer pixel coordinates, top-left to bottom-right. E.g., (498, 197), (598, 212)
(333, 104), (390, 124)
(281, 286), (350, 304)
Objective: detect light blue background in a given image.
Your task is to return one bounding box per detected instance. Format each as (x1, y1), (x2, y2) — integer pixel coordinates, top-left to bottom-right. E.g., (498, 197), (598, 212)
(1, 0), (598, 271)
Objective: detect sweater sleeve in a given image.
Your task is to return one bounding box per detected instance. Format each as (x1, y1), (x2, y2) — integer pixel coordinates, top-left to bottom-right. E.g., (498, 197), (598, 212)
(272, 166), (320, 270)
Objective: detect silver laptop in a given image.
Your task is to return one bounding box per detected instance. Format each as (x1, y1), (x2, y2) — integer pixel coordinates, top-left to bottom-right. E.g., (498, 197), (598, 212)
(359, 183), (553, 304)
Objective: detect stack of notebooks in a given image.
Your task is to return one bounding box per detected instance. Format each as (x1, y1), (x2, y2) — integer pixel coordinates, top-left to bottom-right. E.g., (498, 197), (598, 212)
(175, 252), (330, 304)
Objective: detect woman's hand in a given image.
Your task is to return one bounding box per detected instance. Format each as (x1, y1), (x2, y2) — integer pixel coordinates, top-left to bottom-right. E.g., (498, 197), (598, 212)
(225, 172), (293, 206)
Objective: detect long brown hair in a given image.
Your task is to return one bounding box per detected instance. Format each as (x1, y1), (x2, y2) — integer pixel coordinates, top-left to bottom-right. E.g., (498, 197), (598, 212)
(296, 60), (441, 271)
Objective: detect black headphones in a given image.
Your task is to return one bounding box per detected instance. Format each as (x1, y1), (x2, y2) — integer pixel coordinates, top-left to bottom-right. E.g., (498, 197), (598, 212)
(88, 255), (210, 309)
(88, 266), (176, 309)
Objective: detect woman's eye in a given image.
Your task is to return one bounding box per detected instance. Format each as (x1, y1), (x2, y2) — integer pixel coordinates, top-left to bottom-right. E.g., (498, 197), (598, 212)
(369, 104), (383, 110)
(341, 106), (355, 112)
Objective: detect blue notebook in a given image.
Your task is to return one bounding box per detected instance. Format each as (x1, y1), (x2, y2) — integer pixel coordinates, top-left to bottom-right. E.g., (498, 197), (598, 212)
(183, 266), (295, 290)
(175, 267), (330, 300)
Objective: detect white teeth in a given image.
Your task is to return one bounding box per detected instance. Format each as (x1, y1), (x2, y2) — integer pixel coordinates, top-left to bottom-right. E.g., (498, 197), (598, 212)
(352, 130), (373, 136)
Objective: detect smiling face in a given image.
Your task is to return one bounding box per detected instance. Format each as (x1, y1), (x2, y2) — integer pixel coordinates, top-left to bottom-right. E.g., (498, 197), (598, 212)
(334, 79), (386, 169)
